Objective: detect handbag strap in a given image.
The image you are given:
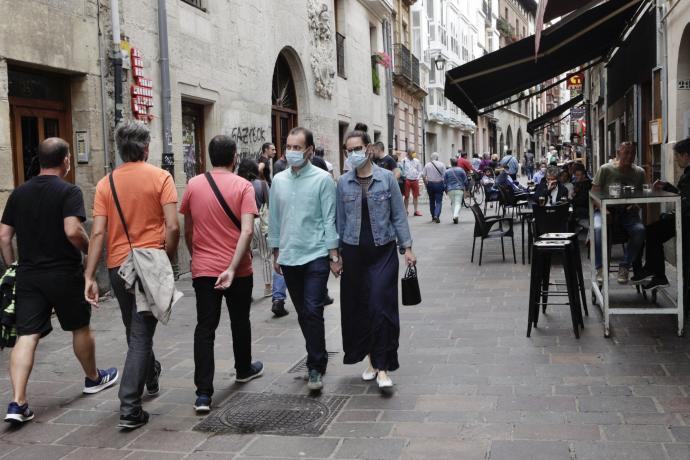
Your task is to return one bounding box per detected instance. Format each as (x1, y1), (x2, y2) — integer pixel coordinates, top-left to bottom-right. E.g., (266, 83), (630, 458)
(431, 161), (444, 179)
(405, 265), (417, 278)
(109, 173), (132, 248)
(449, 167), (463, 186)
(204, 172), (241, 230)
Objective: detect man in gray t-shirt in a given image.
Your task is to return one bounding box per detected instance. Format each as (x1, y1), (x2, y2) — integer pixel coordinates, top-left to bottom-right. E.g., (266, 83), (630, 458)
(591, 142), (647, 284)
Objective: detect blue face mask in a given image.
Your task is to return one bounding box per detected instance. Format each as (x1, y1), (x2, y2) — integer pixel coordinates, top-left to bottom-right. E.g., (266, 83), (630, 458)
(286, 150), (306, 167)
(348, 149), (368, 169)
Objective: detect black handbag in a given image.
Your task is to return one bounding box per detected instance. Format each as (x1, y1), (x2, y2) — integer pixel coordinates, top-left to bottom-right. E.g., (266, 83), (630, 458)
(401, 265), (421, 306)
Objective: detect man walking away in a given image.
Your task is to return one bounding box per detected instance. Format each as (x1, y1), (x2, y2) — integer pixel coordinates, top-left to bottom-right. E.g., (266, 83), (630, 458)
(500, 150), (519, 181)
(180, 136), (263, 414)
(444, 158), (468, 224)
(268, 127), (340, 393)
(84, 121), (179, 429)
(423, 153), (446, 223)
(524, 151), (535, 180)
(374, 142), (400, 179)
(0, 138), (117, 425)
(401, 149), (423, 216)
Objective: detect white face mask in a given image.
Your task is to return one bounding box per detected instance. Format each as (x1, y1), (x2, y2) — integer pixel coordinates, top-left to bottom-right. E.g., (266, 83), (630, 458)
(348, 149), (368, 169)
(286, 150), (306, 167)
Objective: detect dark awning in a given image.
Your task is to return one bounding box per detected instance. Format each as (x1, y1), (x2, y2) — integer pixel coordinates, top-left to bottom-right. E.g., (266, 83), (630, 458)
(444, 0), (642, 122)
(527, 94), (584, 135)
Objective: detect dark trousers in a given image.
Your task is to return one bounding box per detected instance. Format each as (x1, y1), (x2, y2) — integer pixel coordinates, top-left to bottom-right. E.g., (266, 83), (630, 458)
(644, 217), (676, 279)
(281, 257), (330, 374)
(525, 166), (534, 180)
(426, 181), (445, 219)
(109, 269), (158, 417)
(193, 275), (253, 396)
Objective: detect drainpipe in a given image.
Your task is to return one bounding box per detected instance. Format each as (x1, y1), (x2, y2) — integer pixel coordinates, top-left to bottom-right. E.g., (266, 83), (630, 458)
(384, 19), (394, 153)
(97, 0), (111, 173)
(157, 0), (174, 178)
(111, 0), (123, 166)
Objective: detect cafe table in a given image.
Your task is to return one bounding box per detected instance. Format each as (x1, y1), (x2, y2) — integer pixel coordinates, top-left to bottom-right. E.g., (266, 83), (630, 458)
(588, 189), (684, 337)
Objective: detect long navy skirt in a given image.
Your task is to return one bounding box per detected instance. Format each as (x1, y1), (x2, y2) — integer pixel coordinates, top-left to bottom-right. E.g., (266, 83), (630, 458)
(340, 241), (400, 372)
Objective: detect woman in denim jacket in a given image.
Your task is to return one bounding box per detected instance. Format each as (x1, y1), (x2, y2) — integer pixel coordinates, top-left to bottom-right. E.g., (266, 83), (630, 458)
(335, 129), (416, 390)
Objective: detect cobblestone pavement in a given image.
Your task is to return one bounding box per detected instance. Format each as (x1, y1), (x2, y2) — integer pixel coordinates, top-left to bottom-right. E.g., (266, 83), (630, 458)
(2, 200), (690, 459)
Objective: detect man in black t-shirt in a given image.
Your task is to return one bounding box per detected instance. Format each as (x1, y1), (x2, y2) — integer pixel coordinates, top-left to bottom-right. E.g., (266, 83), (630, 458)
(373, 142), (400, 179)
(258, 142), (276, 186)
(0, 138), (118, 425)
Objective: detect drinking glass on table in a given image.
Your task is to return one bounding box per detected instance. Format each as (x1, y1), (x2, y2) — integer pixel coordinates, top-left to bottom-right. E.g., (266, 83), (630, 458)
(642, 183), (652, 194)
(609, 183), (621, 197)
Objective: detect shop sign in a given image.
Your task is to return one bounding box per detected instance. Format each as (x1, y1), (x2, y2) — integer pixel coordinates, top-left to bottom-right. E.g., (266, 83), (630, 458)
(567, 73), (584, 90)
(130, 47), (154, 122)
(570, 106), (585, 120)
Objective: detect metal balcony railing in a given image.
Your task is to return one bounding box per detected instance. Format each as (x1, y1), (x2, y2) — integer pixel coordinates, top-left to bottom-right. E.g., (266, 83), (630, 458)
(181, 0), (205, 11)
(393, 43), (421, 87)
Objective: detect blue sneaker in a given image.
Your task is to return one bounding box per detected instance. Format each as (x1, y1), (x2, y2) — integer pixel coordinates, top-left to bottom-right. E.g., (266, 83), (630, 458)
(83, 367), (119, 394)
(235, 361), (264, 383)
(5, 402), (34, 424)
(193, 394), (212, 413)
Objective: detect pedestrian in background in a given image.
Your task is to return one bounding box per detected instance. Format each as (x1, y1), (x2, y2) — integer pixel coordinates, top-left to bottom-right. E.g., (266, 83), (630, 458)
(181, 137), (263, 414)
(336, 129), (415, 390)
(257, 142), (276, 186)
(523, 150), (535, 180)
(268, 127), (340, 392)
(444, 157), (468, 224)
(237, 159), (272, 297)
(84, 121), (179, 429)
(422, 152), (446, 223)
(0, 138), (118, 425)
(401, 149), (423, 216)
(500, 150), (519, 181)
(314, 146), (334, 176)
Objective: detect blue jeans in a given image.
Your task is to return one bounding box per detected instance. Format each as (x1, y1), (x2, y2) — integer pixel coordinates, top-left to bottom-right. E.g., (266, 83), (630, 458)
(426, 181), (445, 219)
(281, 257), (330, 373)
(594, 209), (645, 270)
(272, 271), (287, 301)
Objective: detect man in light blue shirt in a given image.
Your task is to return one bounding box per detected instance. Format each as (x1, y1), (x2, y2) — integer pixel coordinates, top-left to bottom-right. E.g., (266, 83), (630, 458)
(268, 127), (340, 393)
(500, 150), (519, 180)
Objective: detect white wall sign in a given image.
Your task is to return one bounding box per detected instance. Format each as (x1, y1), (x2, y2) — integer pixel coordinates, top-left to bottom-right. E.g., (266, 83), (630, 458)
(75, 130), (89, 163)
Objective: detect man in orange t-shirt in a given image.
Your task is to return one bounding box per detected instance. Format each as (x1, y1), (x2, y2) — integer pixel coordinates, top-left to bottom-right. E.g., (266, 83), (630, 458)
(84, 120), (179, 430)
(179, 135), (263, 413)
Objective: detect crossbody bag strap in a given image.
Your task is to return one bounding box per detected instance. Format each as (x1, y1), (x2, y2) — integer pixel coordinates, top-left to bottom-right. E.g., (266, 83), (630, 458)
(109, 173), (132, 248)
(431, 161), (444, 179)
(204, 172), (242, 230)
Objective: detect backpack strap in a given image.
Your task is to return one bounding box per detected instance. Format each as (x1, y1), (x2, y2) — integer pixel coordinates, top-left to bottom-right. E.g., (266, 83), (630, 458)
(204, 172), (241, 230)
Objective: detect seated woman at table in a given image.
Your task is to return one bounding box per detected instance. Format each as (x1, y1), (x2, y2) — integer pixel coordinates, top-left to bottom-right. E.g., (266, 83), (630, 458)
(634, 138), (690, 290)
(559, 170), (575, 200)
(533, 162), (548, 185)
(481, 168), (499, 201)
(591, 141), (646, 285)
(534, 166), (569, 206)
(496, 168), (529, 196)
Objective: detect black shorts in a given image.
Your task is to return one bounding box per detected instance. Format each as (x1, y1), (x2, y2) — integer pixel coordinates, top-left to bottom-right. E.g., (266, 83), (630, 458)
(15, 267), (91, 337)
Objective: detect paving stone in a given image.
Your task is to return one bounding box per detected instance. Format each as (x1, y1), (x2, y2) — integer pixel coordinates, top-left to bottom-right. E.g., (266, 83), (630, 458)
(58, 425), (146, 449)
(392, 422), (460, 438)
(51, 409), (116, 426)
(334, 439), (405, 460)
(664, 443), (690, 460)
(415, 395), (496, 411)
(603, 425), (673, 442)
(489, 440), (571, 460)
(513, 423), (601, 441)
(401, 439), (488, 460)
(0, 422), (76, 444)
(242, 435), (340, 457)
(572, 441), (669, 460)
(193, 434), (255, 453)
(0, 445), (76, 460)
(325, 422), (394, 438)
(61, 448), (131, 460)
(577, 396), (659, 413)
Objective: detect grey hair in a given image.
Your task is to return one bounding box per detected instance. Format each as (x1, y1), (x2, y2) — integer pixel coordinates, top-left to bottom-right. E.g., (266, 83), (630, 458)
(115, 120), (151, 162)
(431, 152), (440, 161)
(546, 165), (560, 178)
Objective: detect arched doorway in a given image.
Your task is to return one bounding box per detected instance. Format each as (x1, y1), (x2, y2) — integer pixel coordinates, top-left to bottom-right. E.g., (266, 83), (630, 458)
(677, 25), (690, 145)
(499, 133), (504, 155)
(271, 53), (298, 157)
(516, 128), (523, 157)
(506, 125), (513, 152)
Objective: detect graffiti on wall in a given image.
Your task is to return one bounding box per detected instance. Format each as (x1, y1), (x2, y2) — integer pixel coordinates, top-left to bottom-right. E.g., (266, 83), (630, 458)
(228, 126), (269, 160)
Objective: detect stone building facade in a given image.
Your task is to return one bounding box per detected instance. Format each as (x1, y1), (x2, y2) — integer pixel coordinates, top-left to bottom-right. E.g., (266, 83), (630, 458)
(0, 0), (392, 272)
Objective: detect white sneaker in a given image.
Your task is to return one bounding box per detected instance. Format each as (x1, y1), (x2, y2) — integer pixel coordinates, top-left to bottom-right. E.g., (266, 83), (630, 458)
(376, 372), (393, 389)
(362, 365), (378, 381)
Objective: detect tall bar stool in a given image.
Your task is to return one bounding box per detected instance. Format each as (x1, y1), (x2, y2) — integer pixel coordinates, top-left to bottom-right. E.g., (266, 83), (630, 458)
(538, 232), (589, 317)
(527, 239), (584, 339)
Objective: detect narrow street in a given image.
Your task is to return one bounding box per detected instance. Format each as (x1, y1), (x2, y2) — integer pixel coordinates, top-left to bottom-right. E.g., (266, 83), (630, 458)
(1, 202), (689, 460)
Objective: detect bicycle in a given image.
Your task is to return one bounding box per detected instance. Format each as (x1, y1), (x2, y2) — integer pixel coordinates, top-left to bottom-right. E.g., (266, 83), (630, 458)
(462, 171), (486, 207)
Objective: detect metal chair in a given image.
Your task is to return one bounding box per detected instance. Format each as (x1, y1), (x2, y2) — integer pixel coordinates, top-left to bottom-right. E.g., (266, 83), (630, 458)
(470, 204), (517, 266)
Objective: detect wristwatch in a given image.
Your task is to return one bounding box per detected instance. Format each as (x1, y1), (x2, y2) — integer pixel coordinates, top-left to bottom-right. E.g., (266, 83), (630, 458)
(329, 255), (340, 263)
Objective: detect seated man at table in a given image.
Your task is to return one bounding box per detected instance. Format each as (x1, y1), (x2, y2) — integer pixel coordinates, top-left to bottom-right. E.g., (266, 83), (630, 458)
(634, 138), (690, 289)
(591, 141), (646, 285)
(534, 165), (569, 206)
(496, 168), (528, 196)
(571, 163), (592, 221)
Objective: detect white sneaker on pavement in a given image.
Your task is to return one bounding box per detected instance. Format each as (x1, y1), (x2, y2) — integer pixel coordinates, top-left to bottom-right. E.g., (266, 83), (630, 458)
(362, 365), (378, 381)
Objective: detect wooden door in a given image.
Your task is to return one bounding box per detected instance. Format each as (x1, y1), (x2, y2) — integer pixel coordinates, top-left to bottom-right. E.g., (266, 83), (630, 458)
(10, 106), (72, 185)
(271, 108), (297, 158)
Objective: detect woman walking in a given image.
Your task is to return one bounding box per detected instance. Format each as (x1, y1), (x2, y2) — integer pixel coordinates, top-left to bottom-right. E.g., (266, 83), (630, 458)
(444, 158), (468, 224)
(237, 159), (272, 297)
(335, 129), (416, 390)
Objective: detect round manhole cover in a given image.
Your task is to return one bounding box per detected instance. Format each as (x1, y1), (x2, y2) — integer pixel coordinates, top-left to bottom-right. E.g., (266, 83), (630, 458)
(219, 394), (330, 433)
